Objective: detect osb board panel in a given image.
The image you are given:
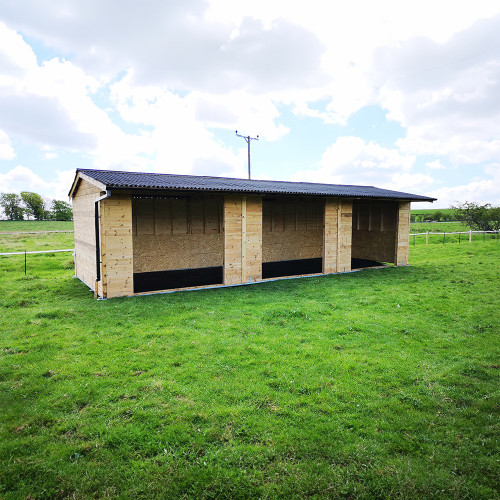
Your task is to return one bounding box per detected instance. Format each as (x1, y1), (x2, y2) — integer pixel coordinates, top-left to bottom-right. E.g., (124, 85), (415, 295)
(243, 196), (262, 282)
(262, 230), (323, 262)
(337, 200), (353, 273)
(133, 234), (224, 273)
(101, 196), (134, 298)
(132, 196), (222, 236)
(352, 202), (398, 263)
(323, 198), (338, 273)
(395, 202), (411, 266)
(224, 195), (243, 285)
(72, 179), (103, 290)
(263, 198), (323, 233)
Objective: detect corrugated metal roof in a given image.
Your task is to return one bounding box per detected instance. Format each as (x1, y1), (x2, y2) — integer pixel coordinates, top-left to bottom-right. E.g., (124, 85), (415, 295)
(75, 168), (436, 202)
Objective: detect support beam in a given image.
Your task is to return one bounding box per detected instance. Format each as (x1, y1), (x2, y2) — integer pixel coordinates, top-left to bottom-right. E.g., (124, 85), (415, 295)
(395, 201), (411, 266)
(100, 196), (134, 298)
(223, 195), (262, 285)
(323, 198), (338, 273)
(337, 200), (353, 272)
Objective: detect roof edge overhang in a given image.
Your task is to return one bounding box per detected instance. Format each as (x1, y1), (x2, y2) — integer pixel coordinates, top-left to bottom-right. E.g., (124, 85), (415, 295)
(106, 186), (437, 203)
(68, 171), (107, 199)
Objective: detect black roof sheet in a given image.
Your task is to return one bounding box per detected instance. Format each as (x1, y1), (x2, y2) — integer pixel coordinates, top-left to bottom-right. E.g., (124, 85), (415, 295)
(75, 168), (436, 202)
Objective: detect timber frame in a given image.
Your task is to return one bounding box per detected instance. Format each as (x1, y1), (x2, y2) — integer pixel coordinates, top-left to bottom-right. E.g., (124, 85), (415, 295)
(69, 169), (434, 298)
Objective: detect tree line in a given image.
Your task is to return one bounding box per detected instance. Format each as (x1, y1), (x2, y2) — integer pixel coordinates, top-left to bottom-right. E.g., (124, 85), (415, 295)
(411, 202), (500, 231)
(411, 210), (456, 223)
(0, 192), (72, 221)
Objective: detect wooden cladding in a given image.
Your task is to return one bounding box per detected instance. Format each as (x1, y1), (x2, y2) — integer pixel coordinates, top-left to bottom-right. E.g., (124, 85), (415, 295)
(132, 196), (222, 236)
(353, 202), (397, 233)
(224, 195), (263, 285)
(100, 196), (134, 298)
(395, 202), (411, 266)
(72, 179), (103, 292)
(262, 198), (322, 233)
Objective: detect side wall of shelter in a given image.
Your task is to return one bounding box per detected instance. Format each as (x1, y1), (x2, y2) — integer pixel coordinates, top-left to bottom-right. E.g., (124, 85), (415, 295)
(72, 179), (103, 291)
(351, 201), (398, 263)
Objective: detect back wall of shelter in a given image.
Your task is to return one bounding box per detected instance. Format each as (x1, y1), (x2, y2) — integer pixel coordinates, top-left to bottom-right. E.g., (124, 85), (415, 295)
(132, 194), (224, 273)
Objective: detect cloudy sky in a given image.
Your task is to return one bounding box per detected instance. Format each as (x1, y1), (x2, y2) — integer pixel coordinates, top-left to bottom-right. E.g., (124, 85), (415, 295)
(1, 0), (500, 208)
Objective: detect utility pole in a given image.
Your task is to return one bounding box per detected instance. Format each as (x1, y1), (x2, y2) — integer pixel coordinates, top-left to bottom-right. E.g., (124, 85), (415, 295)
(235, 131), (259, 179)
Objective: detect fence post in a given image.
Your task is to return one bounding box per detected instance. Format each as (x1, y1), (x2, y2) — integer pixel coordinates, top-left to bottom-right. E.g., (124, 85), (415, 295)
(469, 229), (472, 243)
(443, 233), (445, 244)
(426, 231), (429, 246)
(24, 250), (27, 275)
(459, 232), (461, 244)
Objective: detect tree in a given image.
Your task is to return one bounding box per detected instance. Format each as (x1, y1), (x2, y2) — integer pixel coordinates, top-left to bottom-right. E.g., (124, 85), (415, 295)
(452, 202), (500, 231)
(432, 210), (443, 222)
(50, 200), (73, 221)
(0, 193), (25, 220)
(20, 191), (47, 220)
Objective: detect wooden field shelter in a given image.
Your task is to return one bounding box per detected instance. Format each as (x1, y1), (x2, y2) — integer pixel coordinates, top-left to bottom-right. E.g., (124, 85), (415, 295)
(69, 169), (436, 299)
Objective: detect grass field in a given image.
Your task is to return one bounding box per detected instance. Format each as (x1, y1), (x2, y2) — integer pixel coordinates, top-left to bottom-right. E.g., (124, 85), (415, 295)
(411, 208), (455, 217)
(0, 236), (499, 498)
(411, 222), (469, 233)
(0, 221), (74, 254)
(0, 221), (74, 232)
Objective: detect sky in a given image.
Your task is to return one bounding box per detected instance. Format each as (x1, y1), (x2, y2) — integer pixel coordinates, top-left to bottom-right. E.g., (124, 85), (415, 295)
(1, 1), (500, 209)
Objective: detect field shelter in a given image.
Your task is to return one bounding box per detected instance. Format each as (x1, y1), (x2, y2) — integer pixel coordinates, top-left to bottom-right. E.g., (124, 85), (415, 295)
(69, 169), (436, 299)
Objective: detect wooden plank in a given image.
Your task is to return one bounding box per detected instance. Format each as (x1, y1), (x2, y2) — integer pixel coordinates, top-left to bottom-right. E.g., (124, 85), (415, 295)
(244, 196), (262, 281)
(172, 199), (188, 234)
(337, 200), (352, 272)
(155, 199), (172, 234)
(323, 198), (338, 273)
(223, 195), (243, 285)
(71, 179), (102, 291)
(241, 197), (247, 281)
(395, 201), (411, 266)
(100, 196), (134, 298)
(136, 199), (155, 235)
(189, 199), (204, 234)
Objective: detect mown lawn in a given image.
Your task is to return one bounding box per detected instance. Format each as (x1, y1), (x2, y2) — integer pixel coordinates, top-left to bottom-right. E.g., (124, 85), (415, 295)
(411, 222), (469, 233)
(0, 221), (74, 232)
(0, 241), (499, 498)
(0, 221), (74, 253)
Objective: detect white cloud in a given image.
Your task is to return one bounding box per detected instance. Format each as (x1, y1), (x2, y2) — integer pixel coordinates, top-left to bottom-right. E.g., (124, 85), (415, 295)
(0, 2), (328, 94)
(291, 136), (433, 193)
(0, 130), (15, 160)
(425, 170), (500, 208)
(373, 14), (500, 165)
(0, 165), (73, 199)
(426, 159), (446, 170)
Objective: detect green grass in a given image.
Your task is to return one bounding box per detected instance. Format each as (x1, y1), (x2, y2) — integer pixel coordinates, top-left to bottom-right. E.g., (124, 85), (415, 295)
(0, 242), (499, 498)
(0, 220), (74, 232)
(411, 208), (455, 216)
(411, 222), (469, 233)
(0, 221), (74, 253)
(0, 233), (75, 253)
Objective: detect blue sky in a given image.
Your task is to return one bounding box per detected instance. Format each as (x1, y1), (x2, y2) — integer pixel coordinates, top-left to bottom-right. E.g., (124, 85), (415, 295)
(1, 0), (500, 209)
